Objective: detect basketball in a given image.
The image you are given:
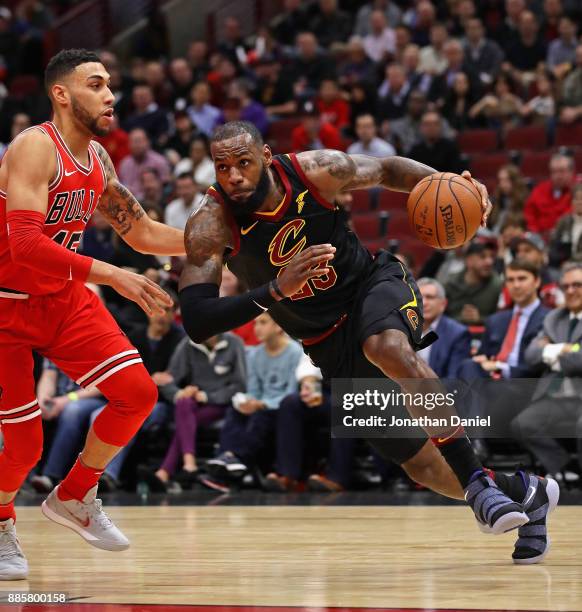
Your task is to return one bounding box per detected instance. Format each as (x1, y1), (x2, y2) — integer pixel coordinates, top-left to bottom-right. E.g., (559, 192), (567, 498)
(407, 172), (483, 249)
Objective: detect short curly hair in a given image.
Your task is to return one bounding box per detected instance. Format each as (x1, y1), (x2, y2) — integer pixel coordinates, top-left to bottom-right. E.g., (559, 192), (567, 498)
(211, 121), (263, 147)
(45, 48), (102, 92)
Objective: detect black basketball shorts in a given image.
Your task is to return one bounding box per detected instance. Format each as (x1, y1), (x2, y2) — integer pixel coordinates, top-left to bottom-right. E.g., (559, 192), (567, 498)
(303, 250), (434, 464)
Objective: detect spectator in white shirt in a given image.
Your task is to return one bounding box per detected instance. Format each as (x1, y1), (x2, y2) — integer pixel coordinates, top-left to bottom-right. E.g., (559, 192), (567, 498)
(419, 22), (449, 75)
(173, 134), (216, 190)
(363, 9), (396, 63)
(355, 0), (402, 37)
(347, 114), (396, 157)
(164, 174), (204, 230)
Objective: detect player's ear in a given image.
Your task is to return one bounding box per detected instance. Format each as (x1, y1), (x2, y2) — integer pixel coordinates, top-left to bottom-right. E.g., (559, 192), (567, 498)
(263, 144), (272, 167)
(51, 83), (70, 107)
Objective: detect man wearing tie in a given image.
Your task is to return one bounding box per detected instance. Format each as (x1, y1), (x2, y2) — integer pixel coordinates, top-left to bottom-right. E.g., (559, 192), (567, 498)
(417, 278), (471, 378)
(457, 260), (549, 433)
(461, 259), (549, 381)
(511, 262), (582, 481)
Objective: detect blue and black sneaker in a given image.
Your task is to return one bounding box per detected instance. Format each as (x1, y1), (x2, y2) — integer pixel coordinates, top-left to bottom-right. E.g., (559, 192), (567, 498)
(465, 470), (529, 535)
(512, 472), (560, 565)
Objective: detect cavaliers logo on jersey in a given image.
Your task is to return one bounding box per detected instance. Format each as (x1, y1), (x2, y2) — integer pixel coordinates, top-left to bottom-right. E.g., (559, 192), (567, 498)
(268, 219), (307, 267)
(405, 308), (419, 331)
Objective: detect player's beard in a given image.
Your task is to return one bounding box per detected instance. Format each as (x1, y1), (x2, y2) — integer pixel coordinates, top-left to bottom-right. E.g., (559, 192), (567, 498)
(224, 165), (272, 226)
(71, 96), (108, 137)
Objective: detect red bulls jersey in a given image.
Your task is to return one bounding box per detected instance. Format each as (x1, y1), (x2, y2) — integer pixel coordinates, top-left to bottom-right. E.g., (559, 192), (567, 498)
(0, 121), (107, 296)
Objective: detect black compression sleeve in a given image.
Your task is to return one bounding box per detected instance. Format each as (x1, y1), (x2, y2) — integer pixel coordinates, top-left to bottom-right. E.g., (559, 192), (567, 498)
(179, 282), (278, 343)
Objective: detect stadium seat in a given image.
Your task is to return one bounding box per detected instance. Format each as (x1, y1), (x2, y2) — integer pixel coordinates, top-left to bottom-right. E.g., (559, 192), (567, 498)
(457, 129), (498, 154)
(505, 125), (548, 151)
(362, 239), (386, 253)
(352, 213), (380, 240)
(384, 209), (412, 235)
(8, 75), (40, 98)
(377, 190), (408, 212)
(267, 117), (302, 153)
(520, 151), (551, 181)
(555, 123), (582, 148)
(396, 237), (433, 270)
(470, 152), (510, 179)
(350, 190), (371, 213)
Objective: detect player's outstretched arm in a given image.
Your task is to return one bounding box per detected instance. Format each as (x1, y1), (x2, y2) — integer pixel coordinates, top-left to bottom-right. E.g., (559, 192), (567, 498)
(93, 142), (185, 256)
(179, 195), (335, 343)
(296, 150), (436, 195)
(297, 150), (492, 226)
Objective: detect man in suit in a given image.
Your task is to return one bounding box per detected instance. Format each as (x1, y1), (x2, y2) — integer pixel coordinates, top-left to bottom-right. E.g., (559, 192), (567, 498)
(511, 262), (582, 481)
(549, 183), (582, 269)
(459, 259), (548, 381)
(417, 278), (471, 378)
(457, 259), (549, 434)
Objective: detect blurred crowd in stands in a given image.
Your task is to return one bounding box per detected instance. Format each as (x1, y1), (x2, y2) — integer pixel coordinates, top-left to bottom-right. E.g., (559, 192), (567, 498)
(1, 0), (582, 495)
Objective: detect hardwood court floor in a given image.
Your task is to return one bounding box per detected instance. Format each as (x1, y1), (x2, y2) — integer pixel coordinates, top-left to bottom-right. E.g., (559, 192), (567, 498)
(2, 504), (581, 611)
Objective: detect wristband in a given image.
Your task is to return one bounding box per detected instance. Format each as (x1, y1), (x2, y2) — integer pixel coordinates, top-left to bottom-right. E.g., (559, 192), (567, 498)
(270, 278), (286, 300)
(67, 391), (79, 401)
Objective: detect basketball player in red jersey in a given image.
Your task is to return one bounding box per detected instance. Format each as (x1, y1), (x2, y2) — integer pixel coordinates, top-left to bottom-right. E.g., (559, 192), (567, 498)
(179, 121), (559, 564)
(0, 49), (186, 579)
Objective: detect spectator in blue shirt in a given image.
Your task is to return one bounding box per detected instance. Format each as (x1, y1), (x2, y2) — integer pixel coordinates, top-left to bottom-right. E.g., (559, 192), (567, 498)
(206, 313), (302, 484)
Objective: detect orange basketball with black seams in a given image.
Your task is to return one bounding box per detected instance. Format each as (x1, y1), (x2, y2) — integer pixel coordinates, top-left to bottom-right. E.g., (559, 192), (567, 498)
(407, 172), (482, 249)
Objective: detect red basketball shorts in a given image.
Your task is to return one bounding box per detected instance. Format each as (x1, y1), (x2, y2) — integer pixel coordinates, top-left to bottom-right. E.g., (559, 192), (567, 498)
(0, 281), (143, 424)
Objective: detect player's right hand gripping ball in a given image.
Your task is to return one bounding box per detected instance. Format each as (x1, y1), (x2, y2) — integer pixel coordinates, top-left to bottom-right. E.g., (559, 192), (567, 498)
(407, 172), (482, 249)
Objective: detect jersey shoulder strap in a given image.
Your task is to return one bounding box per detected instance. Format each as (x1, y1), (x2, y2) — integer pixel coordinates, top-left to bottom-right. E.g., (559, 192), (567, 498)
(274, 153), (335, 211)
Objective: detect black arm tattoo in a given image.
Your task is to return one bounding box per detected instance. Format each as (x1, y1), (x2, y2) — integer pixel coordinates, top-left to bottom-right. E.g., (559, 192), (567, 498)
(299, 149), (357, 180)
(179, 195), (231, 290)
(297, 150), (436, 196)
(92, 140), (117, 181)
(345, 155), (437, 193)
(92, 141), (145, 236)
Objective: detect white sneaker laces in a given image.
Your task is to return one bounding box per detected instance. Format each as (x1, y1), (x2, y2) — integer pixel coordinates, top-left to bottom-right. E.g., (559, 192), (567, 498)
(0, 529), (23, 560)
(89, 499), (113, 529)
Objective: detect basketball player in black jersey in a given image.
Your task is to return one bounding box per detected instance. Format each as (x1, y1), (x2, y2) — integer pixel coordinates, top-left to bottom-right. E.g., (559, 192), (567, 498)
(179, 121), (558, 564)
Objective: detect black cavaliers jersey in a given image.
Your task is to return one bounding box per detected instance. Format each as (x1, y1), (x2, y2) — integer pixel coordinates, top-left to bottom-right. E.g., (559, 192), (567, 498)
(208, 153), (373, 340)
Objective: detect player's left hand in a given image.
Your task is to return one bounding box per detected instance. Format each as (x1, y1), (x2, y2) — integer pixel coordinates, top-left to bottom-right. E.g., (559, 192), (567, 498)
(461, 170), (492, 228)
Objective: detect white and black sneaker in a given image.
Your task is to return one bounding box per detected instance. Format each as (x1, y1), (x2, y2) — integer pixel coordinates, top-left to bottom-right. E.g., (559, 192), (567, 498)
(206, 452), (248, 481)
